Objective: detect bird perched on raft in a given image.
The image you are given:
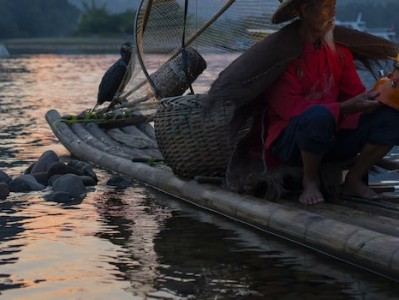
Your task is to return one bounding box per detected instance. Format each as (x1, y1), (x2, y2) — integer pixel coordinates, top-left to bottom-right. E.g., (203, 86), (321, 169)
(93, 42), (133, 111)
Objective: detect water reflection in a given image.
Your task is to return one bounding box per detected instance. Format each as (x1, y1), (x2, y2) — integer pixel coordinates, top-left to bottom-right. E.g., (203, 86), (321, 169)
(0, 187), (134, 299)
(0, 54), (398, 299)
(0, 198), (28, 290)
(150, 194), (399, 299)
(94, 187), (167, 294)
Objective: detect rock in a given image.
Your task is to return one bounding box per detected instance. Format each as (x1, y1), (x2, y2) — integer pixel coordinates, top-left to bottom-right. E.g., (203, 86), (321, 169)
(28, 150), (60, 174)
(43, 191), (76, 203)
(0, 182), (10, 200)
(0, 170), (12, 184)
(48, 174), (96, 187)
(2, 151), (98, 201)
(52, 174), (87, 200)
(48, 162), (83, 178)
(30, 172), (49, 186)
(24, 163), (34, 174)
(9, 174), (45, 192)
(48, 174), (62, 186)
(80, 176), (97, 186)
(106, 175), (133, 188)
(67, 160), (98, 183)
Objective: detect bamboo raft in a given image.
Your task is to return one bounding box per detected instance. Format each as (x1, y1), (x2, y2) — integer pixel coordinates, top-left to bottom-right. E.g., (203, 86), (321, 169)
(45, 108), (399, 282)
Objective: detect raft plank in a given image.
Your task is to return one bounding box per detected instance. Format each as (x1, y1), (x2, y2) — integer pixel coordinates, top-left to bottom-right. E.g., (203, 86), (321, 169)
(137, 123), (157, 141)
(278, 199), (399, 237)
(45, 109), (399, 281)
(46, 110), (165, 171)
(107, 128), (157, 149)
(71, 123), (149, 161)
(97, 108), (156, 128)
(85, 122), (163, 160)
(121, 125), (158, 146)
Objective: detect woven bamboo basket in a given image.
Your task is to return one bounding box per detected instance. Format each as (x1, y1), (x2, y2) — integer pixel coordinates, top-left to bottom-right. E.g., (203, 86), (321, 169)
(150, 47), (207, 99)
(154, 94), (242, 178)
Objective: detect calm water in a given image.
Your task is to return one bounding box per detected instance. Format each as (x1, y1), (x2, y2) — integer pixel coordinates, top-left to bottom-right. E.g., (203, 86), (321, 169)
(1, 54), (399, 300)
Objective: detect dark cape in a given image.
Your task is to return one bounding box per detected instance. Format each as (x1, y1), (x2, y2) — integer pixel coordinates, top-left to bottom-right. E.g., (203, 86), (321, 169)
(208, 20), (398, 113)
(206, 20), (399, 195)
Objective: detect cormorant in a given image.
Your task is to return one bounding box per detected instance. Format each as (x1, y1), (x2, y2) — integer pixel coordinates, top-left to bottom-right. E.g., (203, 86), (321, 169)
(93, 42), (133, 111)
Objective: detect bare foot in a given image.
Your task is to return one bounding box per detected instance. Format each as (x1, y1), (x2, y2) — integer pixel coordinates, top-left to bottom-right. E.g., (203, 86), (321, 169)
(341, 177), (378, 199)
(299, 180), (325, 205)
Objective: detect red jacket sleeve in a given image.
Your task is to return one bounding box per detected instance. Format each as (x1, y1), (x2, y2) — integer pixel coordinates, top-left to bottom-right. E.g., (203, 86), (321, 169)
(337, 46), (366, 101)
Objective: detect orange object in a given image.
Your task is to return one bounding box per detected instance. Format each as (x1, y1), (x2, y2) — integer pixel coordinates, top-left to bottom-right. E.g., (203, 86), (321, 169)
(373, 75), (399, 111)
(373, 55), (399, 111)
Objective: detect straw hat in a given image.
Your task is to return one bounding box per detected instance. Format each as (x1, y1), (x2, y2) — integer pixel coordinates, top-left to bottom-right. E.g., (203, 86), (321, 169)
(271, 0), (302, 24)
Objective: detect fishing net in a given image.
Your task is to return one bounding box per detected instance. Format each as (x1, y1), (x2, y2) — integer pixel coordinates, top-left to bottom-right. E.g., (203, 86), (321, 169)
(117, 0), (394, 108)
(119, 0), (281, 108)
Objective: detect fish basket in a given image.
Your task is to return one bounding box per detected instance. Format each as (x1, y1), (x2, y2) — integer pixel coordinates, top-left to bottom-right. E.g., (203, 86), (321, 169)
(150, 47), (207, 99)
(154, 94), (242, 178)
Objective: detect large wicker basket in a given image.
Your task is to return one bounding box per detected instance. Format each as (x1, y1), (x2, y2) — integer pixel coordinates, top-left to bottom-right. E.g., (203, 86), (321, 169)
(154, 94), (241, 178)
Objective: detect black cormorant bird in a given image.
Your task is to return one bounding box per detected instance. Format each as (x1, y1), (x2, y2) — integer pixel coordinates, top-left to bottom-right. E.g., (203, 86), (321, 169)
(93, 42), (133, 111)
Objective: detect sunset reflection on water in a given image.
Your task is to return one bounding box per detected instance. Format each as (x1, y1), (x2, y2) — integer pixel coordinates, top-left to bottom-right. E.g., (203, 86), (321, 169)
(0, 54), (398, 299)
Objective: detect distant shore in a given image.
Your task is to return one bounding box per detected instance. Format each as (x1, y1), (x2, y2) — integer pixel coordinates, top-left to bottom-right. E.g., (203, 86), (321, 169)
(1, 37), (133, 55)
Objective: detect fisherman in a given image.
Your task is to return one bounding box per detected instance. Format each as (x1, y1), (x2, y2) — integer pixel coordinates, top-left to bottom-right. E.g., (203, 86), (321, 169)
(207, 0), (399, 205)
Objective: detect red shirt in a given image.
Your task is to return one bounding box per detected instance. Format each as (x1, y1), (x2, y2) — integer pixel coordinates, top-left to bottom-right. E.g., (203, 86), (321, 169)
(265, 42), (366, 149)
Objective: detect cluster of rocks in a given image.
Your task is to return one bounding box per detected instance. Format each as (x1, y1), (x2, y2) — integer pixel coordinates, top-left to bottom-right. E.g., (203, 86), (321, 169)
(0, 150), (98, 203)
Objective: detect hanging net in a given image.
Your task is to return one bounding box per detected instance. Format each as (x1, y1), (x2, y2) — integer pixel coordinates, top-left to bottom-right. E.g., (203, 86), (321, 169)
(95, 0), (397, 113)
(117, 0), (281, 110)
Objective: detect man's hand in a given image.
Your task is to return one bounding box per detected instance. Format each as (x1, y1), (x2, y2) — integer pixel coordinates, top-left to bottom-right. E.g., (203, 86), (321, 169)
(340, 91), (383, 114)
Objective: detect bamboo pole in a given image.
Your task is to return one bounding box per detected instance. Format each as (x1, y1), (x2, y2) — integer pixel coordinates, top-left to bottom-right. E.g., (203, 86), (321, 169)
(85, 122), (163, 159)
(71, 123), (144, 160)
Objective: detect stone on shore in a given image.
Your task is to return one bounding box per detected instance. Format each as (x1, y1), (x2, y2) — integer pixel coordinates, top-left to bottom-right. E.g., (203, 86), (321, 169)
(0, 182), (10, 200)
(9, 174), (45, 192)
(51, 174), (87, 200)
(27, 150), (60, 174)
(0, 170), (12, 184)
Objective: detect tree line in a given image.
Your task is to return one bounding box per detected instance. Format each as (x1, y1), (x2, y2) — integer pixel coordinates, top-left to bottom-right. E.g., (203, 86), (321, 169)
(0, 0), (136, 39)
(0, 0), (398, 41)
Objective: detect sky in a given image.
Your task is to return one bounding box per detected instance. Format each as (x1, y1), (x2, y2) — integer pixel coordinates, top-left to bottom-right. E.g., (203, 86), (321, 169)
(67, 0), (398, 24)
(68, 0), (274, 14)
(67, 0), (397, 13)
(67, 0), (277, 19)
(68, 0), (140, 13)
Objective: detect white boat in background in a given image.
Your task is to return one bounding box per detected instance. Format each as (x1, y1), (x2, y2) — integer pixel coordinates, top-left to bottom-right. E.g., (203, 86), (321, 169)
(0, 43), (10, 58)
(335, 13), (397, 43)
(247, 28), (277, 37)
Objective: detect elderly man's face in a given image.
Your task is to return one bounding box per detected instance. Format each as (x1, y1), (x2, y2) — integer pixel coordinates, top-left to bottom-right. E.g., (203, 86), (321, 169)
(302, 0), (336, 34)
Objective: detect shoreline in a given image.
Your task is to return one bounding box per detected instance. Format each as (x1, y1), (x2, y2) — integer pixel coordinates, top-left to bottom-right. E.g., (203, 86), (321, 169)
(1, 37), (133, 55)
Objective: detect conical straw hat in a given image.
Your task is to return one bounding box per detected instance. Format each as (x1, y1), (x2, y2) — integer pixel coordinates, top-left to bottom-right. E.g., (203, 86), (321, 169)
(271, 0), (302, 24)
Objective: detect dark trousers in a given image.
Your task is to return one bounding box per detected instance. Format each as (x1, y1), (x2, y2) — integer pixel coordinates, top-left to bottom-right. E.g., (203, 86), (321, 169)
(271, 105), (399, 166)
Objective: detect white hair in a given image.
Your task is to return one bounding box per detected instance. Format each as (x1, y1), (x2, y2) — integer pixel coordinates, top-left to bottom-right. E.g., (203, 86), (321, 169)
(323, 28), (336, 52)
